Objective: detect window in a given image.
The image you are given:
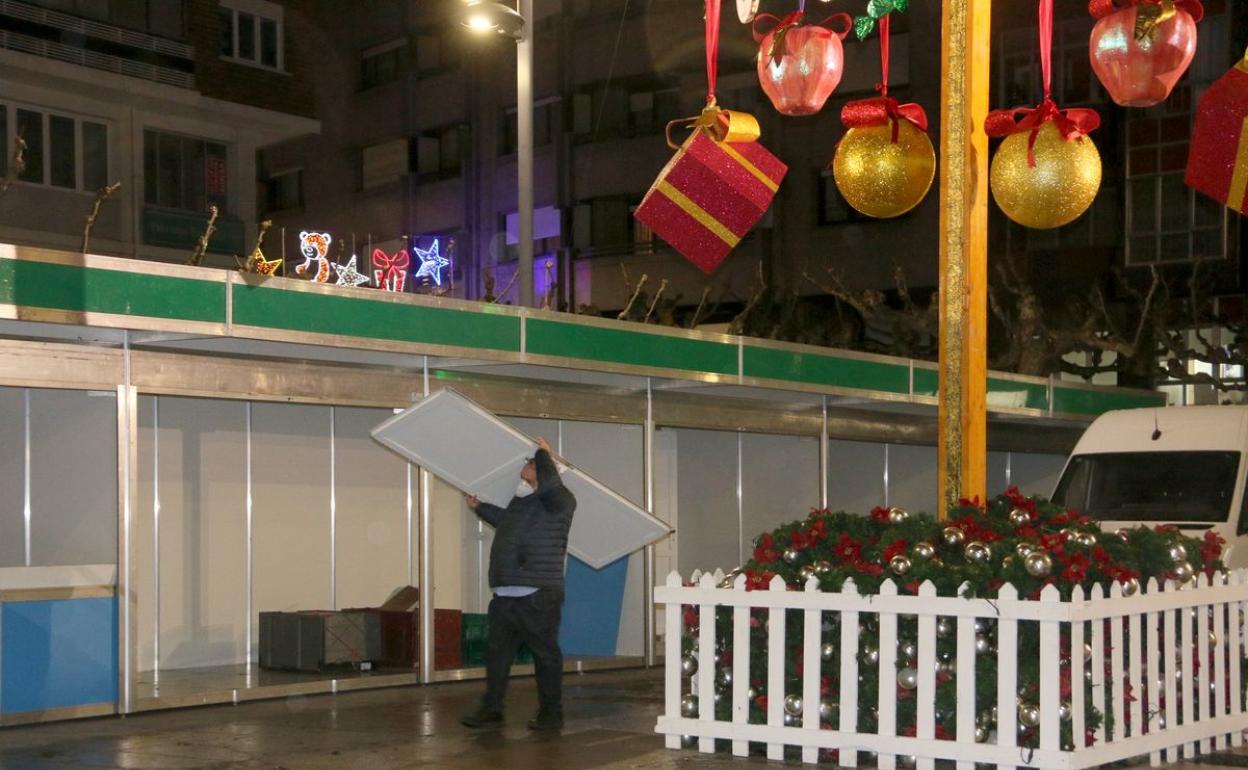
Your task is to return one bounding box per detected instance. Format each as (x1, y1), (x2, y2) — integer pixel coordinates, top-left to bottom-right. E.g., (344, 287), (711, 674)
(411, 126), (462, 179)
(571, 197), (633, 252)
(265, 169), (301, 212)
(816, 170), (868, 226)
(1052, 451), (1240, 523)
(219, 0), (283, 71)
(361, 40), (407, 90)
(415, 33), (459, 75)
(143, 129), (228, 212)
(0, 103), (108, 192)
(571, 84), (679, 140)
(501, 100), (557, 155)
(110, 0), (186, 38)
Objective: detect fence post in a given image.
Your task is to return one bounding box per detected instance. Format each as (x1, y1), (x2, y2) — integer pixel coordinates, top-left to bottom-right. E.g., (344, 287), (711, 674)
(955, 581), (976, 770)
(1109, 580), (1125, 745)
(1198, 572), (1212, 755)
(996, 582), (1019, 770)
(839, 577), (861, 768)
(1213, 571), (1228, 752)
(698, 571), (717, 754)
(878, 580), (899, 770)
(1070, 585), (1087, 761)
(803, 575), (822, 764)
(1144, 579), (1160, 766)
(732, 572), (750, 757)
(1091, 583), (1107, 748)
(767, 574), (787, 761)
(1181, 579), (1195, 758)
(1128, 583), (1143, 742)
(1038, 583), (1061, 755)
(663, 570), (682, 749)
(917, 581), (938, 770)
(1163, 579), (1178, 763)
(1230, 570), (1244, 749)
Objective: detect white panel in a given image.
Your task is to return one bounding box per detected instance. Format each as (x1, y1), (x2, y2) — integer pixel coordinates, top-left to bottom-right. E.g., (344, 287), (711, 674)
(252, 403), (332, 621)
(828, 439), (886, 514)
(432, 475), (468, 611)
(0, 387), (25, 567)
(373, 390), (669, 568)
(741, 432), (819, 549)
(29, 389), (117, 566)
(1009, 453), (1067, 497)
(135, 395), (155, 673)
(147, 397), (248, 670)
(987, 451), (1010, 496)
(887, 443), (939, 515)
(674, 428), (739, 573)
(335, 407), (409, 610)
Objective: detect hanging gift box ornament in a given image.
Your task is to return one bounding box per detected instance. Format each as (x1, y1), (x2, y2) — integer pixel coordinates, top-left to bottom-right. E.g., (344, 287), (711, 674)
(754, 9), (852, 116)
(1089, 0), (1202, 108)
(1186, 49), (1248, 215)
(634, 0), (788, 274)
(832, 14), (933, 218)
(987, 0), (1102, 230)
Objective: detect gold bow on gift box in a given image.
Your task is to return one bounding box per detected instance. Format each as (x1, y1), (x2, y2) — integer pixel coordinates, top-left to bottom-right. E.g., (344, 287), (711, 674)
(664, 101), (761, 150)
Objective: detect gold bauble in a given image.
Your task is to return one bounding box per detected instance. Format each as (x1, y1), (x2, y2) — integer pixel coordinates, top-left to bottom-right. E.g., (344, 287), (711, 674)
(833, 121), (935, 219)
(989, 122), (1102, 230)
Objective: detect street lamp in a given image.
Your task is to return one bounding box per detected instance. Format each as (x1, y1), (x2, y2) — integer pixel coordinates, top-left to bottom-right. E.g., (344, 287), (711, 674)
(462, 0), (534, 307)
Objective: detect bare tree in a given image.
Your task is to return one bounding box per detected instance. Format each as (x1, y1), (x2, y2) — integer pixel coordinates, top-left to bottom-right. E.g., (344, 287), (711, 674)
(80, 182), (121, 254)
(0, 136), (26, 200)
(186, 206), (219, 267)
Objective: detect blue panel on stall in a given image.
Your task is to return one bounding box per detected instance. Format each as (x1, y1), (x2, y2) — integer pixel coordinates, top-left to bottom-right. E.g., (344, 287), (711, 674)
(559, 556), (627, 657)
(1, 597), (117, 714)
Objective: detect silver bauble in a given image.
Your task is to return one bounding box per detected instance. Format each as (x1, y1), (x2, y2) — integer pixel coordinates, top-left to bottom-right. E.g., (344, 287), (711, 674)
(1059, 701), (1072, 721)
(784, 712), (800, 727)
(1019, 703), (1041, 727)
(681, 655), (698, 677)
(1169, 543), (1188, 563)
(899, 755), (916, 769)
(943, 526), (965, 547)
(814, 560), (833, 574)
(1210, 630), (1219, 647)
(1115, 528), (1130, 543)
(1023, 551), (1054, 578)
(1121, 577), (1140, 597)
(747, 687), (758, 700)
(888, 506), (911, 525)
(863, 645), (880, 665)
(1173, 561), (1194, 584)
(1016, 542), (1035, 557)
(1001, 555), (1016, 570)
(784, 694), (803, 717)
(975, 634), (993, 654)
(680, 693), (699, 717)
(975, 725), (989, 743)
(714, 690), (724, 705)
(783, 548), (801, 565)
(890, 555), (913, 576)
(819, 699), (837, 722)
(1083, 642), (1094, 661)
(937, 659), (957, 675)
(821, 642), (836, 661)
(718, 667), (732, 687)
(1008, 507), (1031, 527)
(964, 541), (991, 564)
(900, 640), (918, 660)
(799, 565), (818, 582)
(1078, 532), (1098, 547)
(914, 541), (936, 560)
(936, 618), (952, 637)
(898, 667), (919, 689)
(681, 734), (697, 748)
(974, 619), (990, 633)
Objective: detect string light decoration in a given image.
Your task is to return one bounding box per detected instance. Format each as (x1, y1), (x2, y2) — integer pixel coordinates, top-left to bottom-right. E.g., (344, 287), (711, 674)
(332, 254), (370, 287)
(372, 247), (409, 292)
(295, 231), (333, 283)
(412, 238), (451, 287)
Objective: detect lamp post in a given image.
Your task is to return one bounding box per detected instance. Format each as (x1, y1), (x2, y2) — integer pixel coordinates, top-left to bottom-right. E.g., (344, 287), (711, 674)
(463, 0), (534, 307)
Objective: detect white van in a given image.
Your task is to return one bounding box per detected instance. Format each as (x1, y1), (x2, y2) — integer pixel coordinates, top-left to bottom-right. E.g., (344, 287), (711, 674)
(1051, 405), (1248, 568)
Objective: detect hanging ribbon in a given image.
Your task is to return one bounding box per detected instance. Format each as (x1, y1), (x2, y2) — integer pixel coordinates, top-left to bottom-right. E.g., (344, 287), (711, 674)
(1088, 0), (1203, 24)
(752, 11), (852, 67)
(706, 0), (720, 105)
(839, 12), (927, 143)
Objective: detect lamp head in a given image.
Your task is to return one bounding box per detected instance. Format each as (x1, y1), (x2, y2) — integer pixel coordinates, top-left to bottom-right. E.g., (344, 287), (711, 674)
(461, 0), (525, 39)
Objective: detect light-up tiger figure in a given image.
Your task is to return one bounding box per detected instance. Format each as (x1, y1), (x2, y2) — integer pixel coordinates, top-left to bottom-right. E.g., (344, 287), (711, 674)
(295, 231), (332, 283)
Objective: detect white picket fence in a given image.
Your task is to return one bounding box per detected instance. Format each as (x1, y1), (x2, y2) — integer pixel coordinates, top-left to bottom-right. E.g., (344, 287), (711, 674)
(656, 568), (1248, 768)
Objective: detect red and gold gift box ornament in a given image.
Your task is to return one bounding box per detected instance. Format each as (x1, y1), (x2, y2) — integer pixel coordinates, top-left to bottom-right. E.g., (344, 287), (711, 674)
(633, 0), (788, 275)
(1089, 0), (1201, 108)
(831, 10), (934, 219)
(986, 0), (1102, 230)
(1187, 48), (1248, 216)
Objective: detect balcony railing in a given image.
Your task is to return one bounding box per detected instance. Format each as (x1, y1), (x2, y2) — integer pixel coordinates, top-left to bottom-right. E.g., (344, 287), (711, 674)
(0, 28), (194, 89)
(0, 0), (192, 58)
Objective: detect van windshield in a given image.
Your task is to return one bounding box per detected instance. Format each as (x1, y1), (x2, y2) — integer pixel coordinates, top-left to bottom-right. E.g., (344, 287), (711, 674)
(1052, 451), (1240, 523)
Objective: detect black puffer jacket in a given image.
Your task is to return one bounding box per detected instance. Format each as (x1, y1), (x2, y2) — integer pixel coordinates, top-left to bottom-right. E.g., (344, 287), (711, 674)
(474, 449), (576, 591)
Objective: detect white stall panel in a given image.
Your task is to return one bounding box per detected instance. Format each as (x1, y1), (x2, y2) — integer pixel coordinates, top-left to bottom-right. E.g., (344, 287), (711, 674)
(139, 397), (248, 671)
(1010, 452), (1068, 498)
(431, 474), (469, 611)
(828, 439), (886, 515)
(674, 429), (739, 573)
(252, 403), (332, 622)
(29, 389), (116, 566)
(987, 451), (1010, 498)
(335, 407), (410, 610)
(886, 443), (939, 516)
(0, 387), (24, 567)
(742, 433), (820, 555)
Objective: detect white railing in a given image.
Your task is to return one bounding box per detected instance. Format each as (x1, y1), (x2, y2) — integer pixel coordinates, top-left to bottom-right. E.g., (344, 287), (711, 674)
(656, 569), (1248, 768)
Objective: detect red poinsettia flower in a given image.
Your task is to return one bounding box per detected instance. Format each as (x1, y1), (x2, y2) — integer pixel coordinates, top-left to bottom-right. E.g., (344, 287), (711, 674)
(1202, 530), (1225, 565)
(1017, 525), (1039, 540)
(957, 495), (984, 510)
(855, 560), (884, 577)
(905, 580), (921, 595)
(792, 529), (810, 551)
(683, 606), (698, 629)
(834, 533), (863, 563)
(1061, 552), (1091, 583)
(1005, 486), (1040, 520)
(870, 506), (891, 523)
(1091, 547), (1111, 564)
(1039, 532), (1068, 551)
(754, 533), (778, 564)
(883, 538), (909, 562)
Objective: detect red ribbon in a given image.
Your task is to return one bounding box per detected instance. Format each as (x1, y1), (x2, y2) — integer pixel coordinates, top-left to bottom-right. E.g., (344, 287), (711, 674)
(842, 97), (928, 143)
(752, 11), (852, 66)
(984, 99), (1101, 167)
(1089, 0), (1203, 23)
(706, 0), (720, 105)
(371, 248), (409, 288)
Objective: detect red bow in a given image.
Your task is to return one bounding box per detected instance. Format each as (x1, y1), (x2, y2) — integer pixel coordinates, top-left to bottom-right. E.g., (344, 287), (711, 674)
(842, 96), (928, 144)
(752, 11), (852, 66)
(1089, 0), (1203, 23)
(371, 248), (409, 290)
(984, 99), (1100, 167)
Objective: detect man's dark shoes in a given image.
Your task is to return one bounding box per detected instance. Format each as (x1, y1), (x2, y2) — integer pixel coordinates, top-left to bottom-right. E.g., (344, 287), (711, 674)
(527, 708), (564, 731)
(461, 706), (504, 729)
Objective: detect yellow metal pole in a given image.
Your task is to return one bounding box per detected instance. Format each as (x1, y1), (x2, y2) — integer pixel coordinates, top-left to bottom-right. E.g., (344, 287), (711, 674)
(937, 0), (991, 518)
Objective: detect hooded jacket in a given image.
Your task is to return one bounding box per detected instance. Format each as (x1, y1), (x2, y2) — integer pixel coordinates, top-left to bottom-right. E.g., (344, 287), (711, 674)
(473, 449), (576, 591)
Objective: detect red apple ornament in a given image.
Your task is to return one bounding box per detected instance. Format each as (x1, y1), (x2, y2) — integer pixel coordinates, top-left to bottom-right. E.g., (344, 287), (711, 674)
(754, 12), (852, 116)
(1089, 0), (1202, 108)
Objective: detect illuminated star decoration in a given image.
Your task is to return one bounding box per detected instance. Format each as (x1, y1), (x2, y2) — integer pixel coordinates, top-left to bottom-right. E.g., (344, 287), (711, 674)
(412, 239), (450, 287)
(332, 254), (370, 288)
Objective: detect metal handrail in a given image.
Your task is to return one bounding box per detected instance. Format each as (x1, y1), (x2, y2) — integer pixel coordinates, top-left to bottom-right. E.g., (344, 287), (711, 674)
(0, 29), (195, 89)
(0, 0), (193, 58)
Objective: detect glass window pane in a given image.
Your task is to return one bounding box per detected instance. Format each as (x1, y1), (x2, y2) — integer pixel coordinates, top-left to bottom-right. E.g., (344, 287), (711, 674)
(157, 132), (181, 208)
(1160, 174), (1189, 232)
(149, 0), (184, 39)
(1160, 232), (1189, 261)
(48, 115), (75, 188)
(440, 128), (459, 171)
(82, 121), (107, 190)
(0, 105), (7, 178)
(1193, 228), (1224, 260)
(143, 129), (158, 205)
(218, 8), (234, 56)
(1129, 177), (1156, 235)
(1128, 235), (1157, 265)
(112, 0), (147, 31)
(182, 137), (205, 212)
(1195, 191), (1223, 229)
(205, 142), (227, 208)
(237, 12), (255, 60)
(17, 109), (43, 184)
(260, 18), (278, 67)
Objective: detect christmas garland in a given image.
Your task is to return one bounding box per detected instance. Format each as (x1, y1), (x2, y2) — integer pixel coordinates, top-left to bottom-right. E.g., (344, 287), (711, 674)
(681, 488), (1227, 754)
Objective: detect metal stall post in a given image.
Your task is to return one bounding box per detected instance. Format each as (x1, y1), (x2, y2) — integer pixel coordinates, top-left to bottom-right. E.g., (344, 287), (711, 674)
(115, 335), (138, 715)
(819, 396), (829, 509)
(245, 402), (254, 675)
(418, 358), (434, 683)
(643, 379), (656, 667)
(152, 397), (160, 685)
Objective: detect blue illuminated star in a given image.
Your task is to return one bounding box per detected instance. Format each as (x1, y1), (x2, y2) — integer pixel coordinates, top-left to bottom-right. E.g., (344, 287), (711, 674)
(332, 254), (370, 288)
(412, 240), (450, 286)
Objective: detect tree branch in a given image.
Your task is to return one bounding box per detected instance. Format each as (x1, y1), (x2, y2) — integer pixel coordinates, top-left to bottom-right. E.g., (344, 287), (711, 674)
(81, 182), (121, 255)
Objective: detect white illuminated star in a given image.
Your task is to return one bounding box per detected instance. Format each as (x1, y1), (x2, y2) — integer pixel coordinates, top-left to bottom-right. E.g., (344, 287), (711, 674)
(412, 240), (450, 286)
(332, 254), (370, 288)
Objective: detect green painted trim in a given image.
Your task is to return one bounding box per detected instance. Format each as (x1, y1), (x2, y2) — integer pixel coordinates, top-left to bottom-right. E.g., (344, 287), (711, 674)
(231, 283), (521, 352)
(1052, 385), (1166, 416)
(0, 259), (224, 323)
(526, 318), (738, 375)
(988, 377), (1049, 410)
(913, 368), (938, 396)
(743, 345), (910, 393)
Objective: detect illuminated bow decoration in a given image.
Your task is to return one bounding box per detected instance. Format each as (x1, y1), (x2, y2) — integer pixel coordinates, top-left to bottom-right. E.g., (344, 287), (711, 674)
(841, 96), (928, 144)
(984, 99), (1101, 168)
(752, 11), (852, 67)
(371, 248), (410, 292)
(664, 100), (761, 150)
(1089, 0), (1203, 40)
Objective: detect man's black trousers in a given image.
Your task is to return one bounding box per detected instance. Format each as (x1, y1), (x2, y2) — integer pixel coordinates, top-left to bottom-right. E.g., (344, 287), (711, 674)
(483, 588), (564, 713)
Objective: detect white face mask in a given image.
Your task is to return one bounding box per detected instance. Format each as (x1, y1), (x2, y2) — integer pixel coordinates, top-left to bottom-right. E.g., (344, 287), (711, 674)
(515, 480), (535, 497)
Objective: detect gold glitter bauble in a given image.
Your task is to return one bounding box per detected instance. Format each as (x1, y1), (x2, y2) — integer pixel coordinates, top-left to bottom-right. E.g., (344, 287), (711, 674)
(989, 122), (1102, 230)
(833, 121), (935, 219)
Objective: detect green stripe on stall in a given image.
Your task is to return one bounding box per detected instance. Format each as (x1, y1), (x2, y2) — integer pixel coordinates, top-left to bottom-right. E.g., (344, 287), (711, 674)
(525, 318), (738, 375)
(232, 283), (521, 352)
(0, 259), (224, 323)
(1052, 385), (1165, 416)
(742, 345), (910, 393)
